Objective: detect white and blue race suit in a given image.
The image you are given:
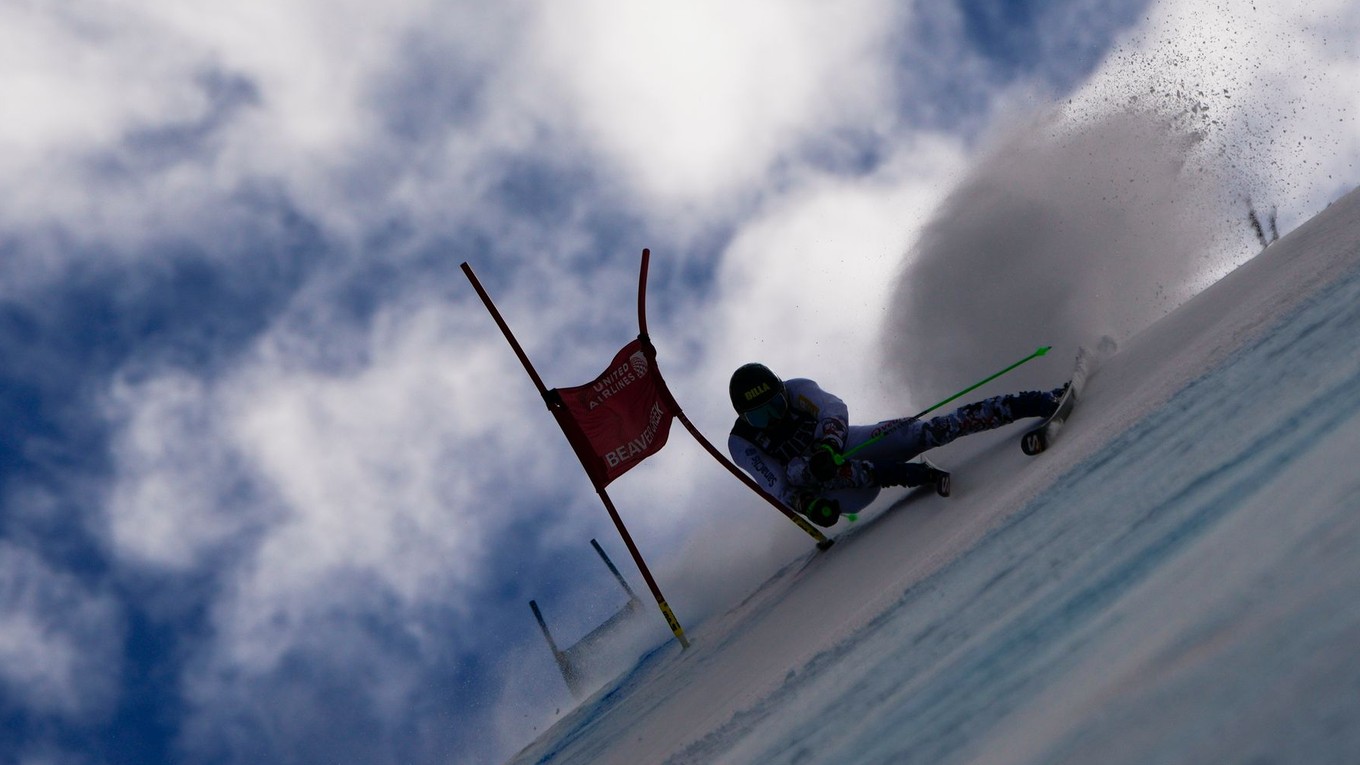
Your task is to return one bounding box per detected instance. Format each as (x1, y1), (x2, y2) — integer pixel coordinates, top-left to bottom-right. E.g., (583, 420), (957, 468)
(727, 377), (1043, 517)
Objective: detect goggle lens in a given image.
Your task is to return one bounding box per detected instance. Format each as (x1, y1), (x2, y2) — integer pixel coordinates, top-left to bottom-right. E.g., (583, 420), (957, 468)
(743, 393), (788, 427)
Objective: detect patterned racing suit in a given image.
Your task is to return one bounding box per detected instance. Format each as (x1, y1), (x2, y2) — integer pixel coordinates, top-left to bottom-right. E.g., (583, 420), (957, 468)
(727, 378), (1050, 517)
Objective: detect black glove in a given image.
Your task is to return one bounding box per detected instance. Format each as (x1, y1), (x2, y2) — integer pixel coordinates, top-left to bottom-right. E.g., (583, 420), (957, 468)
(808, 441), (842, 482)
(804, 496), (842, 527)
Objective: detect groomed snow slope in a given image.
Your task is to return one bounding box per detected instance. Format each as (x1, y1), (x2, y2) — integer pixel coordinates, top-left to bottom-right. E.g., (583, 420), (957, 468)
(507, 185), (1360, 765)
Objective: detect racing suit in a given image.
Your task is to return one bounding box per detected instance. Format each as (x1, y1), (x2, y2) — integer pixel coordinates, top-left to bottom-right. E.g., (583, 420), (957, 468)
(727, 378), (1047, 517)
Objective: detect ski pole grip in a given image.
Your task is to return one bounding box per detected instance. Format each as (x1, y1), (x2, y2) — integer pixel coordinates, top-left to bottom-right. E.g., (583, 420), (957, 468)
(822, 443), (846, 466)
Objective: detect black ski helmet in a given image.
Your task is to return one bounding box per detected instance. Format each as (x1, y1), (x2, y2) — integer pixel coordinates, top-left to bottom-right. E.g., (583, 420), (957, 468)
(729, 363), (785, 414)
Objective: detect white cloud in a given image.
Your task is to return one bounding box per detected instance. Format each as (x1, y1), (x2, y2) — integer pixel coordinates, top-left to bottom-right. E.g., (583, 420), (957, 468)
(0, 0), (510, 257)
(98, 297), (566, 758)
(0, 2), (201, 163)
(225, 308), (508, 608)
(527, 0), (901, 204)
(0, 542), (123, 720)
(103, 372), (262, 570)
(0, 0), (910, 270)
(100, 296), (544, 652)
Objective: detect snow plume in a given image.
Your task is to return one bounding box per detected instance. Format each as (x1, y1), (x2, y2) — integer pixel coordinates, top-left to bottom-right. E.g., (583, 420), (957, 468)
(882, 0), (1360, 403)
(1103, 0), (1360, 232)
(881, 106), (1243, 399)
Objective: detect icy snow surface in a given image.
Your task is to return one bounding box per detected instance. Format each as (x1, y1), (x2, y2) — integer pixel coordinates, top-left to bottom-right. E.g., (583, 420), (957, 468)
(508, 187), (1360, 765)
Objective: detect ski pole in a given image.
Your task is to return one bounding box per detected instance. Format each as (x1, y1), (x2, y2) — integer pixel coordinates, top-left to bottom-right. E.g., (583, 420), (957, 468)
(835, 345), (1051, 464)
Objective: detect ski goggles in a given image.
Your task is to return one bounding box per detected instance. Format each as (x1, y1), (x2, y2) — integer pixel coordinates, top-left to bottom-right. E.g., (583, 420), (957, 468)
(742, 392), (788, 427)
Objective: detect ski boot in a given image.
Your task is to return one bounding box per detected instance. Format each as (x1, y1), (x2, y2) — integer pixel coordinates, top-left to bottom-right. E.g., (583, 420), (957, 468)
(872, 461), (951, 497)
(1005, 385), (1068, 420)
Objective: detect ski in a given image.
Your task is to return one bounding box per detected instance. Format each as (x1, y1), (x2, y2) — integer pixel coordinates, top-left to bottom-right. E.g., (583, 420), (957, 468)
(1020, 346), (1095, 456)
(919, 456), (951, 497)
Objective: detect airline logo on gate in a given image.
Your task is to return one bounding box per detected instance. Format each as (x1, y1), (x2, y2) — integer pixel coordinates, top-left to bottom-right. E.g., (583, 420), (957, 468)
(578, 351), (650, 411)
(556, 339), (675, 486)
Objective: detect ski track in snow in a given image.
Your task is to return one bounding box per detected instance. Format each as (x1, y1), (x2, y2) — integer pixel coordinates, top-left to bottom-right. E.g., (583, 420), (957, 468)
(508, 188), (1360, 765)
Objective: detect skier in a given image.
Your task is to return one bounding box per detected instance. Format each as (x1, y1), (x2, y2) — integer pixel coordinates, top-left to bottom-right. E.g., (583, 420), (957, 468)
(728, 363), (1066, 527)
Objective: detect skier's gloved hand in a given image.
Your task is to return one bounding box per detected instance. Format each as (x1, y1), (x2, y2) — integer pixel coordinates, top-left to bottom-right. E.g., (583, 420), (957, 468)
(818, 419), (847, 452)
(804, 496), (842, 527)
(808, 441), (842, 482)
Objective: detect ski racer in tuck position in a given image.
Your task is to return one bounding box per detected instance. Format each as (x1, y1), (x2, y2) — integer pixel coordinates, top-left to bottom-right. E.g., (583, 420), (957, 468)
(727, 363), (1066, 527)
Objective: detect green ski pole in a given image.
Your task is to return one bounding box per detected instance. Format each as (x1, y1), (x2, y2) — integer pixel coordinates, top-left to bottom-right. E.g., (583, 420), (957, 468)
(835, 345), (1051, 464)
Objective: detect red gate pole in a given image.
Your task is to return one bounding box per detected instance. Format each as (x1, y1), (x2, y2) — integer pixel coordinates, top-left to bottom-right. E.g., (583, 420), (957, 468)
(635, 250), (834, 550)
(461, 262), (690, 649)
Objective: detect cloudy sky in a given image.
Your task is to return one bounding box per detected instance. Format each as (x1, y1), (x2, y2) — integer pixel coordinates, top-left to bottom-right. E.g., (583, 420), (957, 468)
(1, 1), (1357, 763)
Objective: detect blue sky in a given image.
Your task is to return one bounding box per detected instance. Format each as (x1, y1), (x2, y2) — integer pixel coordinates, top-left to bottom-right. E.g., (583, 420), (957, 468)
(1, 1), (1357, 764)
